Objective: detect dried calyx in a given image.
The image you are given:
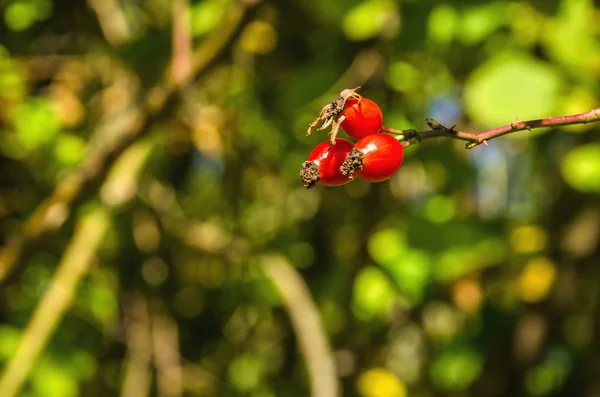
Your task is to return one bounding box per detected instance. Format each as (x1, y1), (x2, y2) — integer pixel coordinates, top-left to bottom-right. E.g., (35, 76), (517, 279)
(340, 149), (364, 179)
(299, 161), (320, 189)
(306, 87), (362, 144)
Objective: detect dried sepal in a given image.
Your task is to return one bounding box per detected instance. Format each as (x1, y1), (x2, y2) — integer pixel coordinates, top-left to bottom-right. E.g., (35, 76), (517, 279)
(306, 87), (362, 145)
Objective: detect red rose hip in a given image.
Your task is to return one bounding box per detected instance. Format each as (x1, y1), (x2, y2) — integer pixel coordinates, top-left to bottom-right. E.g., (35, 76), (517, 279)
(300, 138), (355, 189)
(341, 97), (383, 140)
(340, 133), (404, 182)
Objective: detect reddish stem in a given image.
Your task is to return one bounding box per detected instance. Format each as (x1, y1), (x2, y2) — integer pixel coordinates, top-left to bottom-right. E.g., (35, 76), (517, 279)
(382, 108), (600, 149)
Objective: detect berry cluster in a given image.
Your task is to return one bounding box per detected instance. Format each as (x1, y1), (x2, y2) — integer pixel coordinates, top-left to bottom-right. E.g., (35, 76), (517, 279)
(300, 88), (404, 189)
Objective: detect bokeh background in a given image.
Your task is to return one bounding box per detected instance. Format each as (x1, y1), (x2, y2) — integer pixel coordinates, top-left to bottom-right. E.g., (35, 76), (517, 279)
(1, 0), (600, 396)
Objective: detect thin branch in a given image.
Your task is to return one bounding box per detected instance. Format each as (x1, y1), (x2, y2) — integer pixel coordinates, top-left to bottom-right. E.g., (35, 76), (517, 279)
(87, 0), (132, 46)
(152, 312), (183, 397)
(382, 108), (600, 149)
(170, 0), (192, 85)
(262, 255), (339, 397)
(0, 208), (110, 397)
(120, 295), (153, 397)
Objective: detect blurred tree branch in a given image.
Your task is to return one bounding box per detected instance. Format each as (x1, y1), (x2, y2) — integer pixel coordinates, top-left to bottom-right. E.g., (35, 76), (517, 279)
(0, 208), (110, 397)
(87, 0), (132, 46)
(170, 0), (192, 85)
(262, 255), (339, 397)
(120, 295), (153, 397)
(0, 1), (253, 284)
(384, 107), (600, 148)
(152, 312), (183, 397)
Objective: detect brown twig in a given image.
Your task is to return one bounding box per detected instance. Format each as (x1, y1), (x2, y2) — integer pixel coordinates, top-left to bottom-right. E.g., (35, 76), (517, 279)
(170, 0), (192, 85)
(120, 295), (153, 397)
(152, 312), (183, 397)
(382, 108), (600, 149)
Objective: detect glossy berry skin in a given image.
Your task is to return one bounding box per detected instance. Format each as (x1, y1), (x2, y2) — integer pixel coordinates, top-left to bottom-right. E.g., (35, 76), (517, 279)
(341, 97), (383, 140)
(341, 133), (404, 182)
(300, 138), (355, 189)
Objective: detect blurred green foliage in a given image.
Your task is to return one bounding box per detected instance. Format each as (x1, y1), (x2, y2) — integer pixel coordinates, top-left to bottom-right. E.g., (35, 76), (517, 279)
(1, 0), (600, 396)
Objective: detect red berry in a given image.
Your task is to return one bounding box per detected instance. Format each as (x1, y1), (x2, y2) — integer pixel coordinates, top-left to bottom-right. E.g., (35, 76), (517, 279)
(341, 97), (383, 140)
(300, 138), (355, 189)
(340, 133), (403, 182)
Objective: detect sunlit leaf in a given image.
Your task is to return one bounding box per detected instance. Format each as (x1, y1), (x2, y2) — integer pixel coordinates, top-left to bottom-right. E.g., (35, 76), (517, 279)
(228, 354), (264, 392)
(510, 225), (547, 254)
(190, 0), (227, 37)
(238, 21), (278, 54)
(560, 143), (600, 192)
(342, 0), (399, 41)
(0, 326), (21, 358)
(0, 47), (25, 100)
(465, 55), (561, 128)
(32, 358), (78, 397)
(357, 368), (407, 397)
(4, 1), (37, 31)
(431, 346), (484, 391)
(368, 228), (407, 267)
(385, 250), (431, 304)
(435, 238), (505, 281)
(53, 134), (86, 166)
(427, 5), (457, 44)
(424, 195), (456, 224)
(457, 2), (507, 44)
(352, 266), (395, 321)
(13, 97), (61, 150)
(517, 257), (557, 303)
(386, 61), (420, 93)
(544, 0), (598, 70)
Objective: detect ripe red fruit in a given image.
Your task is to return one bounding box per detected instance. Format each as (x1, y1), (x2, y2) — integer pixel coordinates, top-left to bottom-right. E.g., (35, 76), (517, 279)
(340, 133), (404, 182)
(300, 138), (355, 189)
(341, 97), (383, 140)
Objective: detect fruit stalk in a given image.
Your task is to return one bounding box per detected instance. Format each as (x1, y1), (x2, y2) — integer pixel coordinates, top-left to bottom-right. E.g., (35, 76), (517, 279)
(383, 108), (600, 149)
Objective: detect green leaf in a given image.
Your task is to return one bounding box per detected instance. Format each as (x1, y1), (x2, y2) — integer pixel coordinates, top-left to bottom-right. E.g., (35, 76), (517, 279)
(54, 134), (86, 166)
(352, 266), (395, 321)
(458, 2), (507, 45)
(4, 1), (37, 31)
(561, 143), (600, 193)
(435, 239), (505, 281)
(32, 358), (78, 397)
(0, 326), (21, 358)
(367, 228), (407, 267)
(431, 346), (484, 391)
(386, 61), (420, 93)
(424, 195), (456, 224)
(427, 5), (458, 44)
(465, 55), (561, 128)
(190, 0), (227, 37)
(0, 46), (25, 100)
(543, 0), (598, 70)
(385, 249), (431, 303)
(342, 0), (399, 41)
(14, 97), (61, 150)
(228, 354), (264, 392)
